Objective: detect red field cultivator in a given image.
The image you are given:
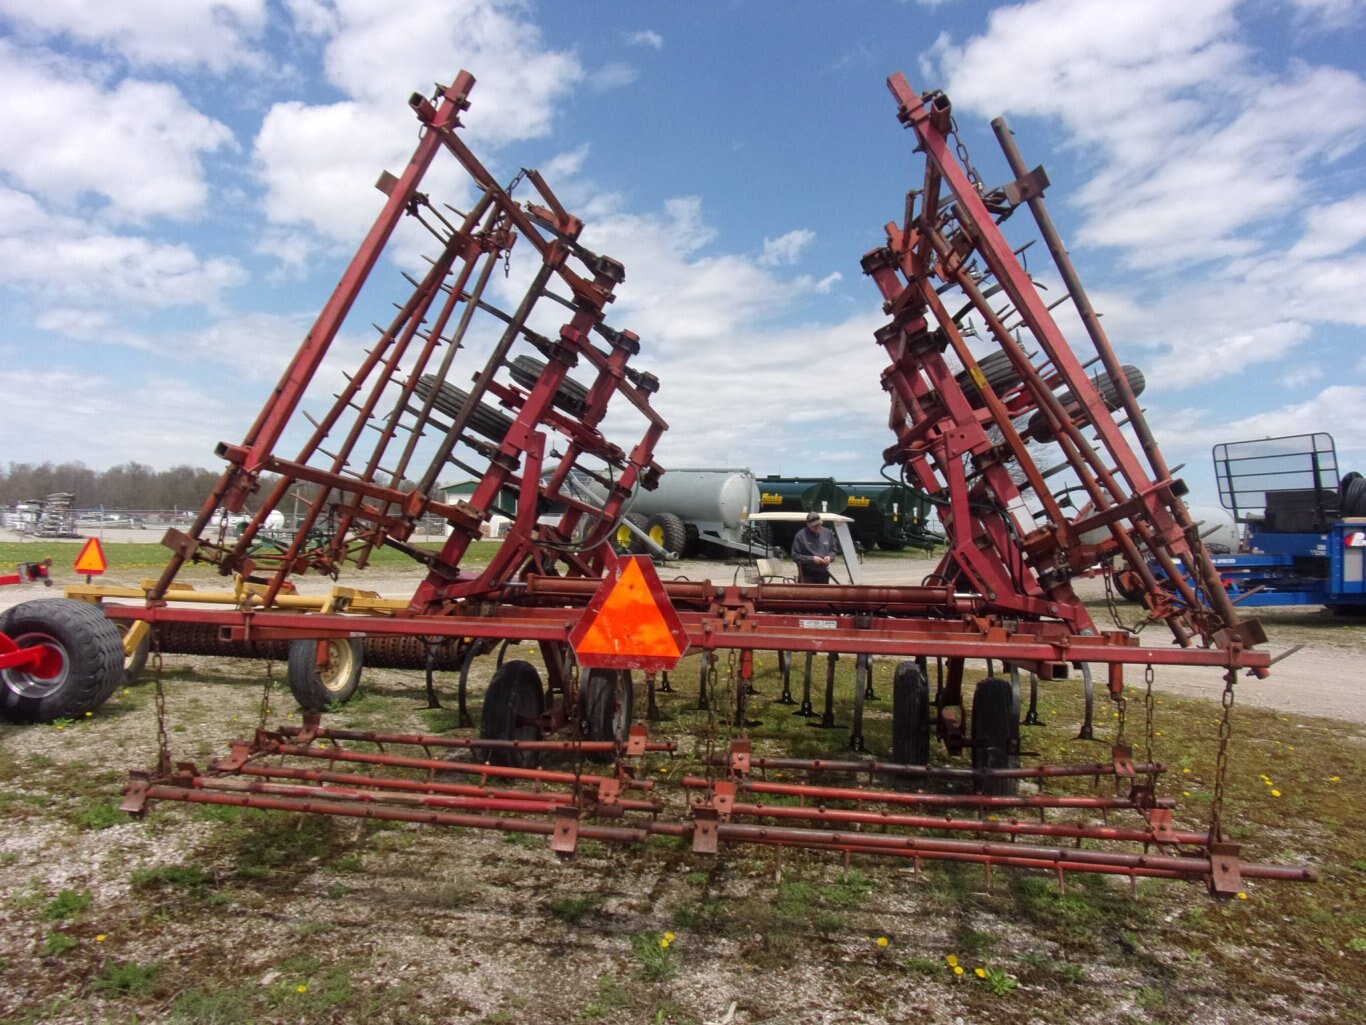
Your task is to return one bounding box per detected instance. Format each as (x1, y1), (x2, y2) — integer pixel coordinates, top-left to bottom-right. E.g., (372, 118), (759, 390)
(37, 71), (1310, 892)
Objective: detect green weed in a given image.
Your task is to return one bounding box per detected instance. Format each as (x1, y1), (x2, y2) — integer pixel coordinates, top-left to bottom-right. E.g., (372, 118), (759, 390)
(41, 930), (78, 956)
(43, 888), (92, 921)
(93, 960), (161, 995)
(631, 931), (678, 981)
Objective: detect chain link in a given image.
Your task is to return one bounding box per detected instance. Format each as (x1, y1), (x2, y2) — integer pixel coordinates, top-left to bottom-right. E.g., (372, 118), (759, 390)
(257, 656), (275, 736)
(723, 650), (738, 751)
(949, 117), (985, 195)
(702, 651), (718, 786)
(569, 661), (584, 805)
(1114, 689), (1127, 747)
(151, 632), (171, 778)
(1209, 669), (1236, 841)
(1142, 664), (1157, 787)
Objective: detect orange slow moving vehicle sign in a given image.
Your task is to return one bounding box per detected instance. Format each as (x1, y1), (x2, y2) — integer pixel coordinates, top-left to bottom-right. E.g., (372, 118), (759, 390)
(73, 537), (108, 576)
(569, 555), (690, 671)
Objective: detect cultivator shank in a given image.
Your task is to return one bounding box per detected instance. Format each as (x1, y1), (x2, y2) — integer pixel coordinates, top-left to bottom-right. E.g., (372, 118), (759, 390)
(90, 70), (1311, 894)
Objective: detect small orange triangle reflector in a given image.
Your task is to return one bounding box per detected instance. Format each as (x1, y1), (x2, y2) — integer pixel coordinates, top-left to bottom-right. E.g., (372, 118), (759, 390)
(570, 556), (689, 671)
(74, 537), (108, 575)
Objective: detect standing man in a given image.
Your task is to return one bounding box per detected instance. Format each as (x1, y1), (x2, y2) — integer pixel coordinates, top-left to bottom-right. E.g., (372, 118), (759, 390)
(791, 511), (837, 583)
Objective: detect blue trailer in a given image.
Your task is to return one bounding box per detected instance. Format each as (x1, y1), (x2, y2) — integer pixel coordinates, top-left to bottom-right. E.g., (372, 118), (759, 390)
(1206, 433), (1366, 612)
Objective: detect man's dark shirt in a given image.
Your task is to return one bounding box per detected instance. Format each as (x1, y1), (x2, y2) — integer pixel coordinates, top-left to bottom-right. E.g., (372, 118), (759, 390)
(791, 523), (837, 583)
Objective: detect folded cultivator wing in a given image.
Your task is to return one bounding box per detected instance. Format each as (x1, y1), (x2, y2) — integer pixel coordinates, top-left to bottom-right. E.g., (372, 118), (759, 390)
(78, 71), (1311, 895)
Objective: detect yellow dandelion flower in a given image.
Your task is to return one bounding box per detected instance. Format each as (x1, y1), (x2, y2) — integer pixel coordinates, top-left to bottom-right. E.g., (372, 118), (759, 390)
(660, 939), (670, 949)
(1182, 768), (1191, 774)
(877, 937), (890, 948)
(1183, 791), (1191, 797)
(296, 984), (308, 994)
(122, 689), (130, 695)
(85, 711), (93, 717)
(95, 934), (107, 942)
(953, 965), (965, 976)
(1271, 789), (1281, 798)
(1237, 892), (1248, 900)
(1331, 776), (1341, 783)
(55, 725), (63, 732)
(975, 967), (987, 978)
(664, 932), (676, 942)
(946, 954), (959, 967)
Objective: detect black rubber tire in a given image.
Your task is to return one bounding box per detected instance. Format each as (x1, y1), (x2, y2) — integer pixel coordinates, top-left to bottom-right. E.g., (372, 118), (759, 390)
(682, 522), (700, 559)
(0, 599), (123, 723)
(1027, 364), (1146, 443)
(581, 669), (635, 761)
(971, 676), (1021, 796)
(286, 637), (364, 712)
(956, 350), (1022, 408)
(646, 513), (688, 556)
(508, 355), (590, 418)
(614, 513), (650, 554)
(1343, 474), (1366, 518)
(414, 375), (514, 441)
(891, 661), (931, 766)
(116, 620), (151, 684)
(480, 660), (545, 768)
(877, 538), (907, 552)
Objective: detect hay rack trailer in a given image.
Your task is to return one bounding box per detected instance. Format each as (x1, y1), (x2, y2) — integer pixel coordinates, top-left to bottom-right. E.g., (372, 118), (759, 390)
(39, 70), (1312, 893)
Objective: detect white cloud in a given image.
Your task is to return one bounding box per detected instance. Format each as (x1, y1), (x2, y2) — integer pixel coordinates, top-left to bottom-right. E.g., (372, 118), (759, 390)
(588, 62), (639, 91)
(623, 30), (663, 50)
(254, 99), (409, 245)
(0, 0), (268, 72)
(759, 229), (816, 267)
(922, 0), (1366, 396)
(1288, 194), (1366, 260)
(0, 41), (234, 221)
(254, 0), (584, 252)
(311, 0), (582, 141)
(0, 367), (246, 467)
(1286, 0), (1366, 29)
(0, 188), (246, 312)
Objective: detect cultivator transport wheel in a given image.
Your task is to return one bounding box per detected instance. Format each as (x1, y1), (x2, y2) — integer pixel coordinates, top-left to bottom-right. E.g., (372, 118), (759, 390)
(971, 677), (1021, 797)
(479, 661), (545, 768)
(614, 513), (650, 554)
(581, 669), (634, 758)
(286, 638), (363, 712)
(0, 599), (123, 723)
(891, 661), (931, 765)
(646, 513), (687, 556)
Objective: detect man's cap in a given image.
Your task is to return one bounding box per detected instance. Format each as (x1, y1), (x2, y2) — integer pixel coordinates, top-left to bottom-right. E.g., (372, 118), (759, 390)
(806, 511), (821, 523)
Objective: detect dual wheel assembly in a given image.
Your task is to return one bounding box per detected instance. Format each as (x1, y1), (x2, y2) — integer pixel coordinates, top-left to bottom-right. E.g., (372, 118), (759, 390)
(891, 660), (1021, 796)
(479, 660), (634, 768)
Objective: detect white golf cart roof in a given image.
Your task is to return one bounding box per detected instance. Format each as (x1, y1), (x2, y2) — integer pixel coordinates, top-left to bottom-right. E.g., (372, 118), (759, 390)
(746, 512), (854, 523)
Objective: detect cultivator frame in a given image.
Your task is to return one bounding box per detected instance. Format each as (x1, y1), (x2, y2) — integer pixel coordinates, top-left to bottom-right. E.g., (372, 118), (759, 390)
(85, 71), (1310, 893)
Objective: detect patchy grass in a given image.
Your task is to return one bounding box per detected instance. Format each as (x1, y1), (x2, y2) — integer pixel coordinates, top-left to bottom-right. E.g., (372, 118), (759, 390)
(0, 643), (1362, 1024)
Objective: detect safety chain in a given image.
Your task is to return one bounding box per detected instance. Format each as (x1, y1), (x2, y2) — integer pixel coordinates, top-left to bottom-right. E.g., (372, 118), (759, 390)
(151, 633), (171, 778)
(702, 651), (719, 786)
(1143, 664), (1157, 788)
(1101, 567), (1136, 634)
(257, 657), (275, 736)
(1114, 689), (1128, 747)
(1208, 670), (1237, 841)
(568, 662), (584, 805)
(723, 650), (738, 751)
(500, 169), (529, 277)
(948, 117), (985, 195)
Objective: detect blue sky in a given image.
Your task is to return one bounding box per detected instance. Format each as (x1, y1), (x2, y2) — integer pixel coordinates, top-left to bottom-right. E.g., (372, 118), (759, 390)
(1, 0), (1363, 532)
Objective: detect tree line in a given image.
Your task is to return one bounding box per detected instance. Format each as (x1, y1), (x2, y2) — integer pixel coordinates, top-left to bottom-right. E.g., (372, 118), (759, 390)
(0, 462), (225, 512)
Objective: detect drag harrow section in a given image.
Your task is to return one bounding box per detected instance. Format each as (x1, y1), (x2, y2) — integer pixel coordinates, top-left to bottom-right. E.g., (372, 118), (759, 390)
(83, 68), (1312, 895)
